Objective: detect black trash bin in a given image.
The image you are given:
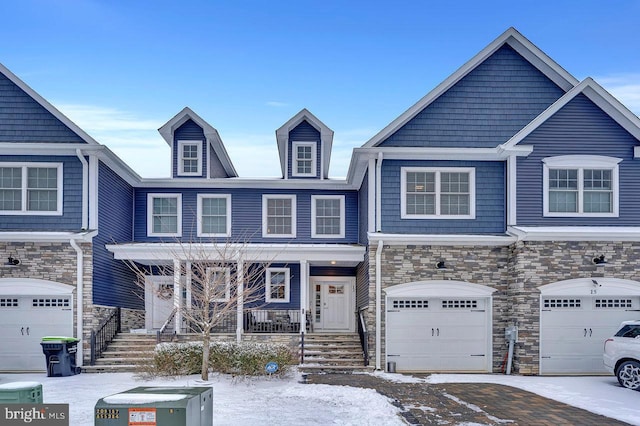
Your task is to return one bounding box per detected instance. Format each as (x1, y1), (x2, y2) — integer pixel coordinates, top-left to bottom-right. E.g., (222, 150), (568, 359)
(40, 336), (81, 377)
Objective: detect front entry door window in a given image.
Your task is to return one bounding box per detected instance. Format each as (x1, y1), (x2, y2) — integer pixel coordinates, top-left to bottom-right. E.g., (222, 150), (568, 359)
(313, 278), (352, 331)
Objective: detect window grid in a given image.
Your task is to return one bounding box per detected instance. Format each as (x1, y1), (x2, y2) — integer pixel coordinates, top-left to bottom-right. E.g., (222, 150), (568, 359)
(595, 299), (633, 309)
(32, 298), (70, 307)
(547, 166), (614, 215)
(201, 197), (228, 235)
(266, 268), (289, 303)
(392, 299), (429, 309)
(402, 168), (474, 218)
(315, 198), (341, 236)
(442, 300), (478, 309)
(182, 144), (199, 174)
(543, 299), (582, 308)
(207, 267), (231, 302)
(0, 298), (18, 307)
(296, 145), (313, 175)
(150, 195), (180, 235)
(0, 164), (61, 214)
(264, 196), (295, 237)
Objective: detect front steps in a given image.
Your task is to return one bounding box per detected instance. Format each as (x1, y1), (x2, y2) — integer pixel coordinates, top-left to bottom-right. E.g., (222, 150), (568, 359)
(82, 333), (157, 373)
(299, 333), (370, 374)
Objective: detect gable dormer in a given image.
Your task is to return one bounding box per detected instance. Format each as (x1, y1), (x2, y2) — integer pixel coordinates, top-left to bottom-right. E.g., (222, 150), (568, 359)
(158, 107), (237, 179)
(276, 109), (334, 179)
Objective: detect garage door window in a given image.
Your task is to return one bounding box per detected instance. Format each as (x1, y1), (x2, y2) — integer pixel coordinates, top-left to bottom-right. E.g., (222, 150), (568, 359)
(32, 298), (70, 307)
(442, 300), (478, 309)
(392, 299), (429, 309)
(0, 298), (18, 307)
(543, 298), (581, 308)
(595, 299), (633, 308)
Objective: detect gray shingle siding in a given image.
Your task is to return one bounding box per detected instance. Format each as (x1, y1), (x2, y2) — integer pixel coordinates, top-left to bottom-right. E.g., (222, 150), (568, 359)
(379, 45), (565, 148)
(380, 160), (506, 234)
(516, 94), (640, 225)
(0, 72), (85, 143)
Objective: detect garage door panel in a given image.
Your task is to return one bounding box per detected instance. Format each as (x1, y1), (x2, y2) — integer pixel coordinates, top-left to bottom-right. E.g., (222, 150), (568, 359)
(541, 295), (640, 374)
(387, 296), (491, 372)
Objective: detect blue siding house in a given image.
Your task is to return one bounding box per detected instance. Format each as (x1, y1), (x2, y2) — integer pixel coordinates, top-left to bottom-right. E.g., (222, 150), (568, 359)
(2, 27), (640, 377)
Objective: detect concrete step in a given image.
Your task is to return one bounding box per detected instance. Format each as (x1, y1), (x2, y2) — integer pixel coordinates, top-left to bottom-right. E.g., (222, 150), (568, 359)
(100, 351), (154, 359)
(82, 364), (140, 373)
(298, 364), (373, 374)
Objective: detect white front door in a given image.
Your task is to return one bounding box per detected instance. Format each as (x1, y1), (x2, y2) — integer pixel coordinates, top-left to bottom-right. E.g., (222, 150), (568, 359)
(145, 276), (175, 330)
(312, 277), (354, 332)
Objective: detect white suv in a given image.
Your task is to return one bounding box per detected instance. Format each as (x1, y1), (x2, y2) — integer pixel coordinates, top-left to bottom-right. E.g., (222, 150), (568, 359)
(604, 320), (640, 390)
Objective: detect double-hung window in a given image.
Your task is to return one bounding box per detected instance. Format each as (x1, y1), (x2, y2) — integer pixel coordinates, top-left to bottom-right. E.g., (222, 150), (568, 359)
(0, 163), (62, 215)
(543, 156), (620, 217)
(266, 267), (290, 303)
(178, 140), (202, 176)
(292, 142), (316, 177)
(401, 167), (475, 219)
(311, 195), (345, 238)
(147, 194), (182, 236)
(206, 267), (231, 302)
(197, 194), (231, 237)
(262, 195), (296, 237)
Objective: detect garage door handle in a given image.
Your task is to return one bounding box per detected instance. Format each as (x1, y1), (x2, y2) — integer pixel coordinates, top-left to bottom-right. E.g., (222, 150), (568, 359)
(21, 327), (24, 335)
(584, 328), (587, 337)
(589, 328), (592, 337)
(437, 328), (440, 336)
(26, 327), (29, 336)
(432, 328), (434, 336)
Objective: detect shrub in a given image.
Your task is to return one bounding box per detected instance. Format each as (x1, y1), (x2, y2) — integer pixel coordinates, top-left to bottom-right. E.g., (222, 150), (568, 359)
(153, 341), (296, 377)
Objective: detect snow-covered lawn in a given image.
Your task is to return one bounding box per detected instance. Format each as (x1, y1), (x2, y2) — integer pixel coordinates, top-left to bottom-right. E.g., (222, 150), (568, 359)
(0, 371), (404, 426)
(1, 371), (638, 425)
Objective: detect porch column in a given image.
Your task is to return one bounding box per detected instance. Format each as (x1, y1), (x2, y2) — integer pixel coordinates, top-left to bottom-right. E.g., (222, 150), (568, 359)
(299, 260), (308, 334)
(185, 261), (192, 321)
(173, 259), (182, 334)
(236, 258), (244, 342)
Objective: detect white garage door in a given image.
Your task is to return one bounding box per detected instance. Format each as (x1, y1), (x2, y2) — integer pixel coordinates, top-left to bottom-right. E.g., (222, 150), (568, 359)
(540, 296), (640, 374)
(0, 280), (74, 372)
(387, 297), (491, 372)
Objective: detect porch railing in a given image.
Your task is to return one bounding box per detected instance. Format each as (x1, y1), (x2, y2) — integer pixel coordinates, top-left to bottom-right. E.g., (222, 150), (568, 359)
(357, 308), (369, 366)
(90, 307), (121, 365)
(182, 311), (237, 334)
(244, 309), (303, 333)
(156, 307), (177, 343)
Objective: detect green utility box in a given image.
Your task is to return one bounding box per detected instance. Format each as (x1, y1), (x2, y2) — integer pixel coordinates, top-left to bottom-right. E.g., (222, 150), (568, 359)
(0, 382), (43, 404)
(94, 386), (212, 426)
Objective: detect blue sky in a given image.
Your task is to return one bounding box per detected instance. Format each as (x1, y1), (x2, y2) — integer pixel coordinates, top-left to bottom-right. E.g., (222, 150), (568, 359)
(1, 0), (639, 178)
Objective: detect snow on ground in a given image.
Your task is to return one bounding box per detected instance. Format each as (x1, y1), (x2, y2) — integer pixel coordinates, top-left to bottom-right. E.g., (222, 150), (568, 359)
(375, 371), (640, 426)
(1, 371), (639, 425)
(0, 371), (404, 426)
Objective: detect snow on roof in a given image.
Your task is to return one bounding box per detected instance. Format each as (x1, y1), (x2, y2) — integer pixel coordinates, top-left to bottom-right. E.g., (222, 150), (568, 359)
(0, 381), (42, 390)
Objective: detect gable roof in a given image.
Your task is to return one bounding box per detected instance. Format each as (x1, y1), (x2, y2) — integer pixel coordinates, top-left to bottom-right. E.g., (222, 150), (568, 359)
(275, 109), (334, 178)
(0, 62), (99, 145)
(158, 107), (238, 178)
(362, 27), (579, 148)
(500, 77), (640, 150)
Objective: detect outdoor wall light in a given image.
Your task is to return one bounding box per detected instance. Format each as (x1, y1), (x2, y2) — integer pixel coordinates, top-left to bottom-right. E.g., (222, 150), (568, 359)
(592, 255), (607, 266)
(5, 256), (20, 267)
(436, 261), (447, 270)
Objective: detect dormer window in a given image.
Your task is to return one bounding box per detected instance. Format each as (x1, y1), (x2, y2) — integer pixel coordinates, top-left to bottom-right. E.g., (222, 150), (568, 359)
(178, 140), (202, 176)
(292, 141), (316, 177)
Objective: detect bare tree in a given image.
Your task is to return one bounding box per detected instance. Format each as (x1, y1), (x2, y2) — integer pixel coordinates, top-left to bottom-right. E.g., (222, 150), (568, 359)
(126, 241), (271, 380)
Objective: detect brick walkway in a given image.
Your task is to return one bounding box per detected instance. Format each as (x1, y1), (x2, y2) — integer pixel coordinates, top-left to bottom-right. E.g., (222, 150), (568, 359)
(306, 374), (631, 425)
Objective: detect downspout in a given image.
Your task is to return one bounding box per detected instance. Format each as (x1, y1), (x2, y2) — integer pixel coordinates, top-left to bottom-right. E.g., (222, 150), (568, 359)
(375, 239), (383, 370)
(70, 238), (84, 367)
(375, 152), (383, 232)
(75, 149), (89, 230)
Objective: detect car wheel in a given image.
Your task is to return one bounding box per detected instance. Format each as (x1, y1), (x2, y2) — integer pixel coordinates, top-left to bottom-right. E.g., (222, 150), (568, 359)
(616, 360), (640, 390)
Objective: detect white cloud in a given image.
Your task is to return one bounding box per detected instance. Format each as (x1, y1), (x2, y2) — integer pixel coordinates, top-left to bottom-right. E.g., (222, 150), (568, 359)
(266, 101), (288, 107)
(595, 74), (640, 116)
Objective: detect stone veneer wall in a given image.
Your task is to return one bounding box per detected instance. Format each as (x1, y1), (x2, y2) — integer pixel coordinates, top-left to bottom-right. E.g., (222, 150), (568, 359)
(367, 243), (511, 372)
(367, 240), (640, 375)
(508, 240), (640, 375)
(0, 241), (94, 363)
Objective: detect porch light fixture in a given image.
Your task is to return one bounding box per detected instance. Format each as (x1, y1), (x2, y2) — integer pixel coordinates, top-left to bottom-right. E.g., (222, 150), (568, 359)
(436, 261), (447, 270)
(592, 255), (607, 266)
(5, 256), (20, 267)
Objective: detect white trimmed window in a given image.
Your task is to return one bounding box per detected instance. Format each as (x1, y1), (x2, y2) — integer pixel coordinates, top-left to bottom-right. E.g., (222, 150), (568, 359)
(207, 267), (231, 302)
(543, 156), (620, 217)
(0, 163), (63, 215)
(311, 195), (345, 238)
(262, 195), (296, 237)
(147, 194), (182, 236)
(292, 141), (316, 177)
(178, 140), (202, 176)
(197, 194), (231, 237)
(401, 167), (475, 219)
(266, 268), (290, 303)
